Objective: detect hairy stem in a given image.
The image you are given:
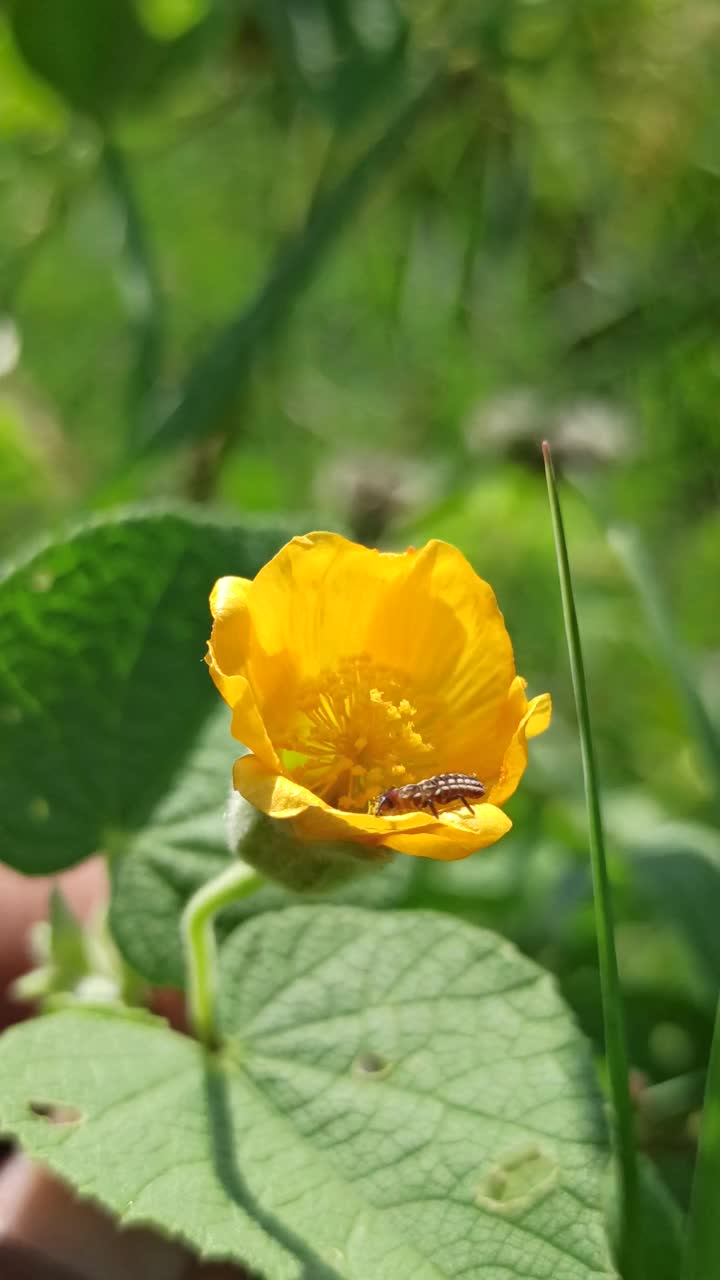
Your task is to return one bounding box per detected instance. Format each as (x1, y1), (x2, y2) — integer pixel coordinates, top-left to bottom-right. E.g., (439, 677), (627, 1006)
(181, 860), (263, 1048)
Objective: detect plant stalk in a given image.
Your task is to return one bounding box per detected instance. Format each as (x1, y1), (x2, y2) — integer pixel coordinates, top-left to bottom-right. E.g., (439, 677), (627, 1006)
(181, 860), (263, 1049)
(542, 441), (640, 1277)
(683, 993), (720, 1278)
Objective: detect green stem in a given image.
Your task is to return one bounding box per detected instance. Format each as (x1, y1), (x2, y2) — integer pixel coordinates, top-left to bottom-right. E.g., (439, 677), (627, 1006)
(181, 860), (263, 1049)
(684, 992), (720, 1280)
(542, 442), (640, 1278)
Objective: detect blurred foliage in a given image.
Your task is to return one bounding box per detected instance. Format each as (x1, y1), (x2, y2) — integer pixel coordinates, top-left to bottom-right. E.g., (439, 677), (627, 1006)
(1, 0), (720, 1226)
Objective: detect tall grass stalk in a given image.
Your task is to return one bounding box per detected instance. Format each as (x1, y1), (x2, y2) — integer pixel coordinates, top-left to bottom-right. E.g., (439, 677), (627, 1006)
(542, 442), (640, 1277)
(683, 992), (720, 1280)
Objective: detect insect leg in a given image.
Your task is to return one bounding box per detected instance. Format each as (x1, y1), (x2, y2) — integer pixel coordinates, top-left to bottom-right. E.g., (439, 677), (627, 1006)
(429, 800), (439, 818)
(460, 795), (474, 814)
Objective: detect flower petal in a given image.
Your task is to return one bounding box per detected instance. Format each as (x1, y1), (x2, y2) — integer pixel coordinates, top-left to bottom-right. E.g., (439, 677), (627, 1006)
(238, 533), (393, 671)
(204, 667), (279, 771)
(209, 535), (549, 861)
(381, 804), (512, 861)
(365, 539), (515, 725)
(485, 691), (552, 807)
(526, 690), (552, 739)
(224, 534), (392, 739)
(206, 576), (281, 770)
(233, 755), (437, 843)
(233, 756), (513, 860)
(238, 533), (518, 767)
(208, 575), (252, 675)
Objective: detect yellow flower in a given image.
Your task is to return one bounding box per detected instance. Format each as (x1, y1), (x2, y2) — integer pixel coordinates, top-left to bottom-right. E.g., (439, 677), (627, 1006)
(206, 532), (551, 862)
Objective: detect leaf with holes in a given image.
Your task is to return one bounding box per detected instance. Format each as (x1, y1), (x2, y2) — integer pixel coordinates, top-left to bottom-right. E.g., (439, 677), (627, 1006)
(0, 907), (616, 1279)
(0, 506), (289, 875)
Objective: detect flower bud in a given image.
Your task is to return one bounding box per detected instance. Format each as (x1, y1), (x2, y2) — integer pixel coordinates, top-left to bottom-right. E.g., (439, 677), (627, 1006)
(225, 790), (392, 893)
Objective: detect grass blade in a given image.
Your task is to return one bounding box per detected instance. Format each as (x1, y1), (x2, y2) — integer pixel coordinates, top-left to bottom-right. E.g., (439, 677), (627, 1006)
(542, 441), (640, 1277)
(684, 994), (720, 1280)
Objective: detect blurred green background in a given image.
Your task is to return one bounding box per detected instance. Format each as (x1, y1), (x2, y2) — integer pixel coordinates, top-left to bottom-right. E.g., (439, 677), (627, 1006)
(2, 0), (720, 1209)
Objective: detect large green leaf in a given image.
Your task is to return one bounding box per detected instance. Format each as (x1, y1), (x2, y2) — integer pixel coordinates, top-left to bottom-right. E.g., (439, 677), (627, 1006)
(0, 908), (615, 1279)
(0, 506), (288, 874)
(109, 706), (420, 986)
(8, 0), (206, 121)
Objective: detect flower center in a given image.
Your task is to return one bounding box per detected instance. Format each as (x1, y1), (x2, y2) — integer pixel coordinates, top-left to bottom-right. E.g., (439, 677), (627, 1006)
(276, 655), (437, 811)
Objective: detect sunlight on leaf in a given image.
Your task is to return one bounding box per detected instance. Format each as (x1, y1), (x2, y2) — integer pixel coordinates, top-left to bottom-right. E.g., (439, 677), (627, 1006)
(0, 908), (615, 1279)
(0, 507), (289, 874)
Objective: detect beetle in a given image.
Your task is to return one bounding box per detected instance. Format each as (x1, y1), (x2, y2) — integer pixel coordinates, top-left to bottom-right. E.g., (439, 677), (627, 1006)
(373, 772), (485, 819)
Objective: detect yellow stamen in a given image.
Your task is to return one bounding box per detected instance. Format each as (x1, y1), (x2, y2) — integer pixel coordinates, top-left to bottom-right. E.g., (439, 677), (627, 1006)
(276, 655), (436, 811)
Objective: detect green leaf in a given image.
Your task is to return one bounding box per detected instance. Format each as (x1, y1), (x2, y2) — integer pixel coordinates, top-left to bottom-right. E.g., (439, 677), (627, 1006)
(109, 709), (420, 986)
(0, 15), (67, 133)
(8, 0), (206, 122)
(0, 505), (289, 874)
(9, 0), (153, 120)
(0, 908), (615, 1279)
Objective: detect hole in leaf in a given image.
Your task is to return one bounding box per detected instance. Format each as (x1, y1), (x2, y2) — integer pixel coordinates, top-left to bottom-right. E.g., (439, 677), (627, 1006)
(475, 1143), (559, 1215)
(325, 1246), (346, 1268)
(29, 1100), (84, 1126)
(352, 1051), (392, 1080)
